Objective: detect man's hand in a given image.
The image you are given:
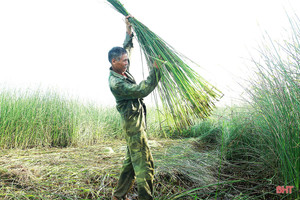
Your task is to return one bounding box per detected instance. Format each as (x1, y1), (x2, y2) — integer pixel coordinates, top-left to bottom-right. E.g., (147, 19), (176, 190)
(153, 56), (164, 69)
(125, 15), (133, 36)
(154, 60), (158, 69)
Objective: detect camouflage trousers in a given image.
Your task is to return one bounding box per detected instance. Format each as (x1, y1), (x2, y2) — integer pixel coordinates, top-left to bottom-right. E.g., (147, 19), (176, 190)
(113, 130), (154, 200)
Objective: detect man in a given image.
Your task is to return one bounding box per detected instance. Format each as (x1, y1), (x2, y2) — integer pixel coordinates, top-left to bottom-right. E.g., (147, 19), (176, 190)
(108, 16), (160, 200)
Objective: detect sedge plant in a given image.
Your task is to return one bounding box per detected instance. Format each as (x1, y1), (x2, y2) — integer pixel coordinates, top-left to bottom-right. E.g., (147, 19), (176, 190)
(0, 87), (123, 148)
(107, 0), (223, 131)
(246, 13), (300, 199)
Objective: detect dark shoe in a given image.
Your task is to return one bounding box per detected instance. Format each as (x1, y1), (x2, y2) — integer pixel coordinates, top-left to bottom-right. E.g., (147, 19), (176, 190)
(111, 196), (131, 200)
(124, 196), (132, 200)
(127, 193), (138, 200)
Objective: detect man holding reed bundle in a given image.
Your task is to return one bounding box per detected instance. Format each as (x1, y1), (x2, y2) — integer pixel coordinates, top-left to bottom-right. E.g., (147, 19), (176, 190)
(108, 16), (160, 200)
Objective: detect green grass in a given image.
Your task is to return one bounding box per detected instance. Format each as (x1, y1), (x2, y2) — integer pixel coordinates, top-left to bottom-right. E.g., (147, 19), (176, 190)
(0, 87), (123, 149)
(0, 92), (297, 199)
(246, 14), (300, 199)
(0, 87), (168, 149)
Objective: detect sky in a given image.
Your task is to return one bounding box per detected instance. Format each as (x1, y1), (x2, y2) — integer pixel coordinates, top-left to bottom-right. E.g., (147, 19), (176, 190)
(0, 0), (299, 107)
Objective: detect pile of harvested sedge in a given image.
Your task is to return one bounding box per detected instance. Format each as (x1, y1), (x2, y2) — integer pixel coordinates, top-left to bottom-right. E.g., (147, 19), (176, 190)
(107, 0), (223, 131)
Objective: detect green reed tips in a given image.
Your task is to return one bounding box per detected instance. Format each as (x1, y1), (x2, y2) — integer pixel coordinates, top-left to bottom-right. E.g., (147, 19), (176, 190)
(107, 0), (223, 131)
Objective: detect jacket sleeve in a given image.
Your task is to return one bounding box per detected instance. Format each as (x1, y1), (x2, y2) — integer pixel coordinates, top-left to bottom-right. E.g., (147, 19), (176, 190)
(123, 32), (133, 56)
(122, 32), (134, 72)
(112, 68), (160, 100)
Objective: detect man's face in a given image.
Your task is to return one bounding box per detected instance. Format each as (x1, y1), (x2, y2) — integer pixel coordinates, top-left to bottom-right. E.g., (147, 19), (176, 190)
(112, 53), (129, 75)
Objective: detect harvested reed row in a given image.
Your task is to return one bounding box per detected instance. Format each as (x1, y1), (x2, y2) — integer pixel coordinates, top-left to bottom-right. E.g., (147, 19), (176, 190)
(107, 0), (223, 130)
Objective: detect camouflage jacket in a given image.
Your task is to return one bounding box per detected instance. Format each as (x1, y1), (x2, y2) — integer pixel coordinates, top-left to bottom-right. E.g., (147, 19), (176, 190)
(109, 33), (160, 135)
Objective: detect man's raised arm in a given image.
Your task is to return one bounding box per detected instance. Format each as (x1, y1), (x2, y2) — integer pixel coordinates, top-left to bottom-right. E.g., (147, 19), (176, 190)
(123, 15), (134, 57)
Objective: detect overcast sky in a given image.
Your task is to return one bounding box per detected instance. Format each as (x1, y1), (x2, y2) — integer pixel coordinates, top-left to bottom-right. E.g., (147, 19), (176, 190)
(0, 0), (299, 106)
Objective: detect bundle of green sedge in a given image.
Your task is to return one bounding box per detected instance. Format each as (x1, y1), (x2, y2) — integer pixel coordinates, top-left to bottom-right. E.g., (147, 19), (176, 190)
(107, 0), (223, 131)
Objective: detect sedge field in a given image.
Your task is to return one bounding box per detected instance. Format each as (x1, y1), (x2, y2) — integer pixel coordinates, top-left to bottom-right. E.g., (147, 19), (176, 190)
(0, 94), (298, 199)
